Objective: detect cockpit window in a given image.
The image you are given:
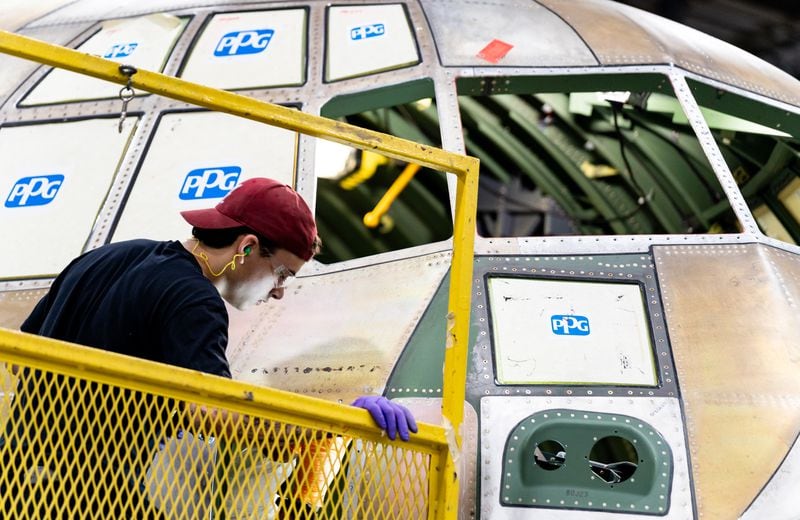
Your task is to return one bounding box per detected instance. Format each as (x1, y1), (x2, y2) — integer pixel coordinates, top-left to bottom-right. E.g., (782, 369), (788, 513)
(686, 79), (800, 246)
(21, 14), (187, 106)
(111, 111), (297, 244)
(180, 9), (307, 90)
(313, 79), (452, 263)
(488, 277), (657, 386)
(456, 74), (741, 237)
(325, 4), (420, 82)
(0, 117), (137, 279)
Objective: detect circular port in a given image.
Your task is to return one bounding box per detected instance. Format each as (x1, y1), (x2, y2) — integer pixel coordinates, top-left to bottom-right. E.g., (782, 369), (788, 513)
(588, 436), (638, 484)
(533, 440), (566, 470)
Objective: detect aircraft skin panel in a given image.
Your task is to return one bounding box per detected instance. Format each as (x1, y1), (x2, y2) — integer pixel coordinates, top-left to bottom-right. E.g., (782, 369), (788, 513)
(480, 396), (693, 519)
(226, 252), (451, 403)
(538, 0), (800, 108)
(739, 247), (800, 518)
(741, 429), (800, 519)
(0, 289), (49, 331)
(654, 243), (800, 519)
(420, 0), (598, 67)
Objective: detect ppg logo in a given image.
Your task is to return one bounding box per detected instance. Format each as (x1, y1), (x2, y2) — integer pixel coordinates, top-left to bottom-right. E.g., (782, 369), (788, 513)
(214, 30), (274, 56)
(350, 23), (385, 41)
(180, 167), (241, 200)
(551, 315), (591, 336)
(104, 42), (138, 59)
(5, 175), (64, 208)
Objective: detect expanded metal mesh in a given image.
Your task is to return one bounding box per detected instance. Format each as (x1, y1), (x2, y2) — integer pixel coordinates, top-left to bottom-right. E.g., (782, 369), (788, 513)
(0, 348), (442, 519)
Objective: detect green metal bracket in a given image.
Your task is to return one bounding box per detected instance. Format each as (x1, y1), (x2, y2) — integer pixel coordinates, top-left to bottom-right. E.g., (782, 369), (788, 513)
(501, 409), (672, 515)
(321, 78), (435, 119)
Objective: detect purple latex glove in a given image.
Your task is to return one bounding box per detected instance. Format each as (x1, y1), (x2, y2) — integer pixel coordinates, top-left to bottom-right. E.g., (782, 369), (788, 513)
(351, 396), (418, 441)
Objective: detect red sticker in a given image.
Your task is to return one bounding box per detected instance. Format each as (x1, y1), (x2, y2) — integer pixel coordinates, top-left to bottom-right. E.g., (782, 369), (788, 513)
(477, 39), (514, 64)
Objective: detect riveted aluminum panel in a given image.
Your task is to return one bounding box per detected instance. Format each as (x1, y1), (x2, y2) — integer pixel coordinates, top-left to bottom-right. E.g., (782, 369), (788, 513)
(421, 0), (597, 67)
(654, 244), (800, 520)
(740, 247), (800, 518)
(539, 0), (800, 107)
(741, 431), (800, 519)
(226, 252), (451, 403)
(0, 288), (49, 330)
(480, 396), (693, 519)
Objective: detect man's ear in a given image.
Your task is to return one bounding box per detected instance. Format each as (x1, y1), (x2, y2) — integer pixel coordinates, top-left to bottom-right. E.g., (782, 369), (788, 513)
(239, 234), (259, 255)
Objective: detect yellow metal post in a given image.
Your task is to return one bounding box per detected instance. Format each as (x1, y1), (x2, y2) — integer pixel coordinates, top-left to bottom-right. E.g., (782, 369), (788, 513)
(0, 29), (480, 519)
(437, 162), (479, 519)
(363, 163), (421, 228)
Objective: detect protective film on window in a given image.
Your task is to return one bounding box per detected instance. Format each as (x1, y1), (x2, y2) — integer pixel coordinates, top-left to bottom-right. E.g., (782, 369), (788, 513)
(489, 277), (657, 386)
(0, 117), (137, 278)
(325, 4), (420, 82)
(180, 9), (307, 90)
(22, 14), (186, 105)
(111, 111), (297, 243)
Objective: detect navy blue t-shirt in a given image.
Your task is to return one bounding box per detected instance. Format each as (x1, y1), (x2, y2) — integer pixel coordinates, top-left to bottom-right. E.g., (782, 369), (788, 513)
(21, 239), (231, 378)
(3, 241), (231, 511)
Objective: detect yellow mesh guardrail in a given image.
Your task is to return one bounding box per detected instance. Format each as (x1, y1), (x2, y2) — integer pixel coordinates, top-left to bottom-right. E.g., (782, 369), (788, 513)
(0, 328), (447, 519)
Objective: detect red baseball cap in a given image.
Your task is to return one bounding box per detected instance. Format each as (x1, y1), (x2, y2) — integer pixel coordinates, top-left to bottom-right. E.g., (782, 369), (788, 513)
(181, 178), (318, 260)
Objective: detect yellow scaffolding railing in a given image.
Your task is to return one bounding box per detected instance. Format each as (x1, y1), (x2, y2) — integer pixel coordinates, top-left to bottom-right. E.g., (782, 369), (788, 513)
(0, 328), (445, 518)
(0, 30), (479, 519)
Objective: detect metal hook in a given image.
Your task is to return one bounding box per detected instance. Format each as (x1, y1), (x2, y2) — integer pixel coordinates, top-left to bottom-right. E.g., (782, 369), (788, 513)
(117, 65), (137, 133)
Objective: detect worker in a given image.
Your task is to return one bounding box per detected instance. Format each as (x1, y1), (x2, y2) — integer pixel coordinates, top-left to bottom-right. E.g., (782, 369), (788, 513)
(3, 177), (417, 518)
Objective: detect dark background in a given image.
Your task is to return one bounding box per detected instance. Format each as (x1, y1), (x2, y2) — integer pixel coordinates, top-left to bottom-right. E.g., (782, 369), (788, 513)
(615, 0), (800, 78)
